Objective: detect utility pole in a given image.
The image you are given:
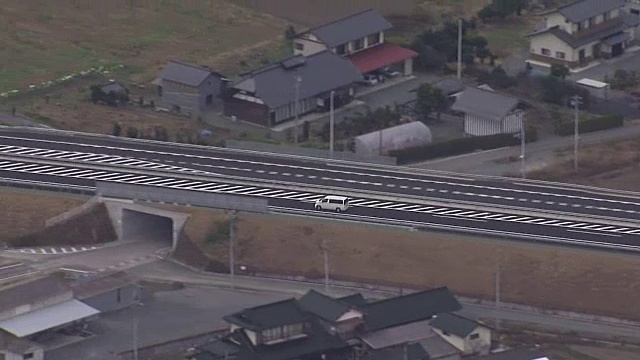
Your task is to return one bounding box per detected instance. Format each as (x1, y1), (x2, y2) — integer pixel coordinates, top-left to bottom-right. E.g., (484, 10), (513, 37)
(329, 90), (335, 156)
(294, 76), (301, 144)
(457, 17), (463, 79)
(321, 239), (329, 294)
(571, 95), (582, 171)
(228, 210), (237, 289)
(132, 286), (139, 360)
(495, 249), (501, 332)
(520, 116), (526, 179)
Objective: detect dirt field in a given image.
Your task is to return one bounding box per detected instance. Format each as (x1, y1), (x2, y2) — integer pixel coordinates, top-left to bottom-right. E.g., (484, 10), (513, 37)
(530, 136), (640, 192)
(0, 0), (290, 93)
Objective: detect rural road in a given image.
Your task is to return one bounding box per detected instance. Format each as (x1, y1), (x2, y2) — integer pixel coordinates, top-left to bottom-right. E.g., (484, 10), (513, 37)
(414, 121), (640, 176)
(128, 260), (640, 341)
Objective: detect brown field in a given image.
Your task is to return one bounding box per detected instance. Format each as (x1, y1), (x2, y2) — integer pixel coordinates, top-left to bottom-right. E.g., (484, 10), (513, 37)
(0, 0), (290, 93)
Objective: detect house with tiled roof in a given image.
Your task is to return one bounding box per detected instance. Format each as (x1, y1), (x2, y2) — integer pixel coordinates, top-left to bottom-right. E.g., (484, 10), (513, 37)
(293, 9), (418, 77)
(222, 51), (362, 127)
(527, 0), (640, 68)
(430, 313), (491, 356)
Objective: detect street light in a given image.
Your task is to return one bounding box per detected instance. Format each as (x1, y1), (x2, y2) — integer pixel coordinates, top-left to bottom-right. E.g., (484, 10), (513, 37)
(329, 90), (335, 156)
(294, 76), (302, 144)
(570, 95), (583, 171)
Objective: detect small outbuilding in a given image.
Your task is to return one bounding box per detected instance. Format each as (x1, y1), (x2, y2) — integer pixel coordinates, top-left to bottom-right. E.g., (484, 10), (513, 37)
(451, 86), (525, 136)
(354, 121), (432, 156)
(430, 313), (491, 357)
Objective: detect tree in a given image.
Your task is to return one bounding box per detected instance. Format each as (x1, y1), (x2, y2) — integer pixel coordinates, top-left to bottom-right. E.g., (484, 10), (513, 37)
(550, 64), (569, 79)
(478, 5), (497, 22)
(476, 47), (492, 64)
(112, 122), (122, 136)
(416, 83), (448, 122)
(125, 126), (139, 138)
(492, 0), (526, 17)
(284, 25), (296, 41)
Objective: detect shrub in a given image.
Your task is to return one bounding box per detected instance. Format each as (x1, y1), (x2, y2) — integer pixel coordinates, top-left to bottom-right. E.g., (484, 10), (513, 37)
(554, 114), (624, 136)
(391, 131), (537, 165)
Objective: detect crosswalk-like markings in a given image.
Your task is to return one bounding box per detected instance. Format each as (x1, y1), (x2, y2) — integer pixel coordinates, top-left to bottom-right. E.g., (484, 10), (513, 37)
(0, 159), (638, 236)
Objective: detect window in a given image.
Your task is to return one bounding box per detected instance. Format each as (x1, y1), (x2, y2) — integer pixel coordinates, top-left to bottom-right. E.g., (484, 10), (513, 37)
(262, 327), (283, 342)
(541, 48), (551, 55)
(555, 51), (565, 59)
(157, 86), (163, 97)
(283, 323), (303, 337)
(23, 354), (34, 360)
(367, 33), (381, 46)
(604, 11), (609, 21)
(631, 9), (639, 15)
(336, 44), (346, 55)
(117, 288), (122, 303)
(469, 333), (480, 340)
(295, 42), (304, 51)
(588, 17), (595, 27)
(576, 22), (582, 31)
(353, 38), (364, 51)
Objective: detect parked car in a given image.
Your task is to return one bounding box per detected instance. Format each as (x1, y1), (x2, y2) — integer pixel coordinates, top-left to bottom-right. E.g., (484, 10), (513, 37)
(359, 74), (379, 86)
(314, 195), (350, 212)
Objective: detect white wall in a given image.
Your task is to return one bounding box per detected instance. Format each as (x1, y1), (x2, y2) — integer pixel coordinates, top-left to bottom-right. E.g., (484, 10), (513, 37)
(2, 347), (45, 360)
(530, 32), (576, 61)
(293, 36), (328, 56)
(464, 110), (523, 136)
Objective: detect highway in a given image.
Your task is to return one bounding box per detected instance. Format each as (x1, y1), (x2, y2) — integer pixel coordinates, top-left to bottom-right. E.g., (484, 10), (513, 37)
(1, 158), (639, 252)
(1, 128), (640, 223)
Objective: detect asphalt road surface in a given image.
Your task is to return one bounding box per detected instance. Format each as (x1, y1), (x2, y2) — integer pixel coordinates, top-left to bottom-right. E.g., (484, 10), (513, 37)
(1, 129), (640, 222)
(1, 160), (639, 252)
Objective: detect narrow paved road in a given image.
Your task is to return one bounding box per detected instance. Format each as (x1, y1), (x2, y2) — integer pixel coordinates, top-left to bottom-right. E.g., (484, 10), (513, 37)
(128, 260), (640, 341)
(414, 122), (640, 176)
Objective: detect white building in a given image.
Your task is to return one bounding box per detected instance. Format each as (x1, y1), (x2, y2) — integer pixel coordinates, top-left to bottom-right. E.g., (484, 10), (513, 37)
(354, 121), (432, 156)
(527, 0), (640, 68)
(451, 86), (524, 137)
(430, 313), (492, 357)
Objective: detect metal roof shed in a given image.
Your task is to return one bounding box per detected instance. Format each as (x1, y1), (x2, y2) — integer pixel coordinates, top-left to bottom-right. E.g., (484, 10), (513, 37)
(354, 121), (432, 156)
(0, 299), (100, 337)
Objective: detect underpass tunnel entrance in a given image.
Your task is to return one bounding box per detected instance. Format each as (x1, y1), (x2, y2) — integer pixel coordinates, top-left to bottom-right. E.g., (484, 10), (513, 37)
(121, 209), (174, 246)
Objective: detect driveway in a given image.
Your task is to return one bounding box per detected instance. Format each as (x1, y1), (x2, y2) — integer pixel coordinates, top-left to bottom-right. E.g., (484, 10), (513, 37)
(568, 47), (640, 81)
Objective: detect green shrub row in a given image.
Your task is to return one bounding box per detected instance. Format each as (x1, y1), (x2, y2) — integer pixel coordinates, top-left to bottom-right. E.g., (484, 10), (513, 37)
(554, 114), (624, 136)
(391, 126), (538, 165)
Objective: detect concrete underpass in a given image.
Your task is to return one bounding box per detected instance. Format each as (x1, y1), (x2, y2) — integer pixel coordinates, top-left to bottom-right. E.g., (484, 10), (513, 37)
(104, 200), (190, 251)
(121, 209), (174, 245)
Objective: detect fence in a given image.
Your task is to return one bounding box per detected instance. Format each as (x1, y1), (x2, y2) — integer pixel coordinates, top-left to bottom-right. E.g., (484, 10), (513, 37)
(95, 181), (269, 213)
(225, 140), (397, 165)
(0, 178), (95, 196)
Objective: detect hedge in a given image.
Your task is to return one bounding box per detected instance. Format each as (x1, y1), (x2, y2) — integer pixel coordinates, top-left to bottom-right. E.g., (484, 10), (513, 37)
(554, 114), (624, 136)
(390, 126), (538, 165)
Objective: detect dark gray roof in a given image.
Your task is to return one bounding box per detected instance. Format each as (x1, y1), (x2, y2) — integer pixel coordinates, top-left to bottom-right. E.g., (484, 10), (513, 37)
(223, 298), (310, 331)
(432, 76), (465, 96)
(232, 51), (363, 109)
(101, 82), (126, 94)
(226, 319), (349, 360)
(361, 287), (462, 332)
(365, 343), (430, 360)
(0, 276), (70, 313)
(529, 8), (640, 49)
(338, 293), (369, 307)
(557, 0), (626, 23)
(451, 87), (520, 121)
(159, 61), (216, 87)
(297, 289), (352, 322)
(429, 313), (479, 338)
(304, 9), (393, 47)
(467, 347), (548, 360)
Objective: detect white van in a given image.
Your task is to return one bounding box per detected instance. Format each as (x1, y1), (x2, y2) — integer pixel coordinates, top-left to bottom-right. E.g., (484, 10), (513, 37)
(314, 195), (350, 212)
